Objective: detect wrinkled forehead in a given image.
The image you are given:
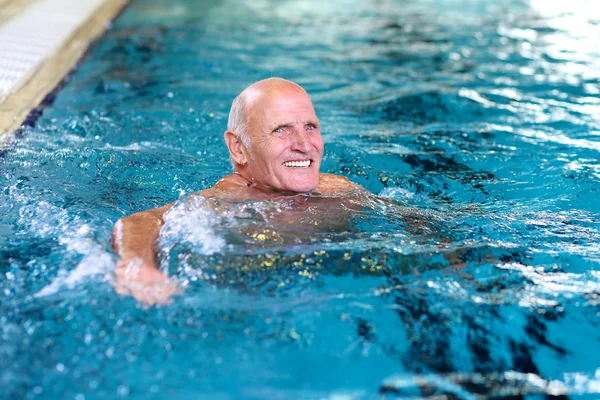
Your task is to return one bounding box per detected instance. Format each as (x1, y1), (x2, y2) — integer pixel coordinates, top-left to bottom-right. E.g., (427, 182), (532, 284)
(247, 87), (317, 125)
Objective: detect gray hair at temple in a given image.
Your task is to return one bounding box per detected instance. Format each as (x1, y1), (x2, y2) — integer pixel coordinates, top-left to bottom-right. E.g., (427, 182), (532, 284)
(227, 90), (250, 148)
(227, 77), (289, 148)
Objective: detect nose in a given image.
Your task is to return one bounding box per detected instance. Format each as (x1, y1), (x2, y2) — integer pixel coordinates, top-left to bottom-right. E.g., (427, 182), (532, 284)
(290, 128), (311, 153)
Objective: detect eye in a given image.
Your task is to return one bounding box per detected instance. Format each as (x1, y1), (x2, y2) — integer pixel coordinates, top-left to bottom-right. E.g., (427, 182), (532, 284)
(273, 127), (283, 133)
(306, 124), (316, 131)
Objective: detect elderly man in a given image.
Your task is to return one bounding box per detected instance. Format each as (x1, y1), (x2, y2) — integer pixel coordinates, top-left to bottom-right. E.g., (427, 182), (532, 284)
(112, 78), (362, 304)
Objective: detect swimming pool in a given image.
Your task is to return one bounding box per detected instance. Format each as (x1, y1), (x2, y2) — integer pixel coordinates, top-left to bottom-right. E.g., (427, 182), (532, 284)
(1, 0), (600, 398)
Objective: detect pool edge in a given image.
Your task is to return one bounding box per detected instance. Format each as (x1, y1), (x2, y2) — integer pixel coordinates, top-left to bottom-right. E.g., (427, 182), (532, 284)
(0, 0), (130, 144)
(0, 0), (38, 26)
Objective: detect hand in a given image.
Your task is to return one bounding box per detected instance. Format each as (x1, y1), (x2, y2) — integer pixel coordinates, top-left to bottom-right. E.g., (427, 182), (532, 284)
(114, 258), (182, 306)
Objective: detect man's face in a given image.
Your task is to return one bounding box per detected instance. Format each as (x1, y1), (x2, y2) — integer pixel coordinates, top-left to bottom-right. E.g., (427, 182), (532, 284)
(244, 87), (324, 192)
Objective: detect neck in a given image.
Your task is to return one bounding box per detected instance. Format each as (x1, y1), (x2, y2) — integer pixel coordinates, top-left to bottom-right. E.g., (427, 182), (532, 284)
(231, 172), (317, 197)
(232, 171), (252, 186)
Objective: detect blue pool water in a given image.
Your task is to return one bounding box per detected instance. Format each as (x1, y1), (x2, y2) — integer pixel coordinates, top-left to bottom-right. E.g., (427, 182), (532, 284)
(1, 0), (600, 398)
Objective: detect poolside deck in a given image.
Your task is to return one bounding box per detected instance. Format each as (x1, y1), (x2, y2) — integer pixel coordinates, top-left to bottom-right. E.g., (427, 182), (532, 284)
(0, 0), (128, 143)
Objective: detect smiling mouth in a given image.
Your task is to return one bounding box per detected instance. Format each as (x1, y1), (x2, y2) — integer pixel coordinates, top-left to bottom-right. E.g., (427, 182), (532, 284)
(283, 160), (311, 168)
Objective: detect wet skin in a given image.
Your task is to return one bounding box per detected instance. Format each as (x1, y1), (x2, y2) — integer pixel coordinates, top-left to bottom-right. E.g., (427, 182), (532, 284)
(224, 81), (324, 193)
(112, 173), (363, 305)
(112, 79), (361, 305)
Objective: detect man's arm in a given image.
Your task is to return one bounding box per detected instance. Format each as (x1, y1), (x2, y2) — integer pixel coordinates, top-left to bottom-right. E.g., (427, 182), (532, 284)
(112, 204), (171, 268)
(112, 203), (180, 305)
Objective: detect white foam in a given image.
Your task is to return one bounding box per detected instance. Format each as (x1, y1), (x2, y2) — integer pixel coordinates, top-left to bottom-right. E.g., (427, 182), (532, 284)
(16, 200), (115, 298)
(379, 187), (414, 201)
(34, 248), (113, 297)
(159, 195), (226, 256)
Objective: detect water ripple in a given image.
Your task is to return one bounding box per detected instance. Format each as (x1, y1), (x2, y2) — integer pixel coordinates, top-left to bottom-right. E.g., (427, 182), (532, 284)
(1, 0), (600, 398)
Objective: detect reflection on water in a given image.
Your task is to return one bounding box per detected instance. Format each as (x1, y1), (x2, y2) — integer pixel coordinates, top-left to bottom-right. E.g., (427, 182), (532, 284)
(1, 0), (600, 398)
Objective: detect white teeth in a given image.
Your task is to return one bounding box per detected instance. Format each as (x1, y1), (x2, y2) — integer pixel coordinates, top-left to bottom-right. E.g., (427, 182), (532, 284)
(283, 160), (311, 168)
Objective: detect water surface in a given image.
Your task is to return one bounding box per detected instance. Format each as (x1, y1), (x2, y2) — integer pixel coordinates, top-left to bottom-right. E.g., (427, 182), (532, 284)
(1, 0), (600, 398)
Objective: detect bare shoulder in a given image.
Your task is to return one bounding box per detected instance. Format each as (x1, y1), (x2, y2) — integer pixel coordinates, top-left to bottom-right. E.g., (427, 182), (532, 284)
(318, 173), (352, 186)
(201, 174), (236, 196)
(317, 173), (363, 195)
(200, 173), (255, 202)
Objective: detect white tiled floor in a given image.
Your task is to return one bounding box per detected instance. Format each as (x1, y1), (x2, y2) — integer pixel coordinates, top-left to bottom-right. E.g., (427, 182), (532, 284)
(0, 0), (104, 102)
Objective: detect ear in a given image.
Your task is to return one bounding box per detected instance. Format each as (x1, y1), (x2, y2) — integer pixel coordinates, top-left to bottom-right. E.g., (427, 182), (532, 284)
(224, 130), (249, 166)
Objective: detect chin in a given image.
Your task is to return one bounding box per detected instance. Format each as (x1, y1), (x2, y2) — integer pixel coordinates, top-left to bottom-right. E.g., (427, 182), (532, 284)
(274, 167), (320, 193)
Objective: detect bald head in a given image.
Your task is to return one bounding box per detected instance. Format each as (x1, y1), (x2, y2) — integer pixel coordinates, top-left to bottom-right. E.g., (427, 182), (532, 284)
(227, 78), (308, 147)
(223, 78), (323, 192)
